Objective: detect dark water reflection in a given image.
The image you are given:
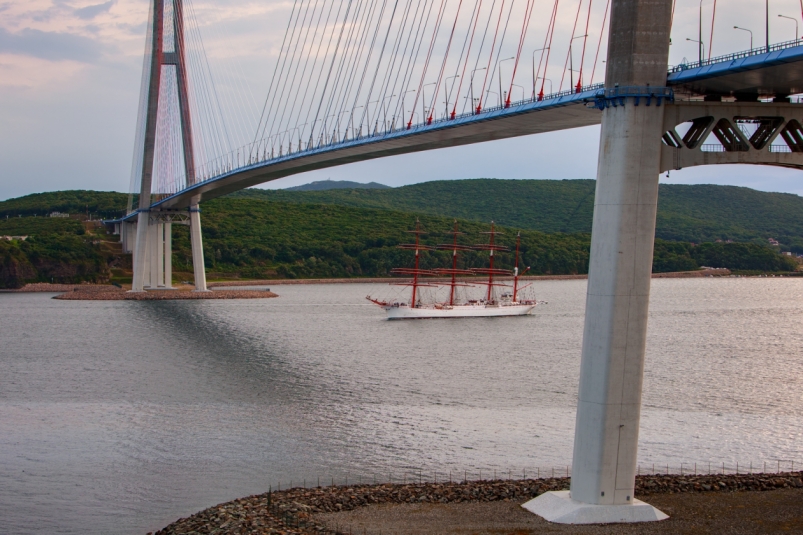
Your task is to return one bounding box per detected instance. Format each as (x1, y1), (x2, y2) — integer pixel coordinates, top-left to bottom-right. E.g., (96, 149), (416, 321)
(1, 279), (802, 534)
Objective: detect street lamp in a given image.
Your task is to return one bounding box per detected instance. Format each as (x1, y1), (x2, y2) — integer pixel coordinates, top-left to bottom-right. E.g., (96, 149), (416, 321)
(698, 0), (704, 62)
(532, 47), (549, 99)
(402, 89), (416, 128)
(445, 75), (459, 118)
(470, 67), (486, 113)
(778, 14), (799, 41)
(686, 38), (705, 64)
(498, 57), (515, 108)
(766, 0), (770, 52)
(734, 26), (754, 49)
(537, 77), (553, 96)
(569, 34), (588, 92)
(423, 82), (436, 123)
(511, 84), (525, 103)
(486, 90), (499, 107)
(381, 94), (396, 129)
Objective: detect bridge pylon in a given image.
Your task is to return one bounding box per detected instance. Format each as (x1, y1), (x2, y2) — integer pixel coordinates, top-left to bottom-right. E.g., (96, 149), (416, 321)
(524, 0), (673, 523)
(129, 0), (206, 292)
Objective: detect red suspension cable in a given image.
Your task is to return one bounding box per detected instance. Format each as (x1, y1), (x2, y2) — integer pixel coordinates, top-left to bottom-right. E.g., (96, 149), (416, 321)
(708, 0), (717, 60)
(576, 0), (593, 92)
(536, 0), (560, 100)
(559, 0), (583, 93)
(589, 0), (609, 85)
(451, 0), (484, 119)
(427, 0), (466, 124)
(408, 0), (448, 128)
(477, 0), (506, 114)
(506, 0), (536, 106)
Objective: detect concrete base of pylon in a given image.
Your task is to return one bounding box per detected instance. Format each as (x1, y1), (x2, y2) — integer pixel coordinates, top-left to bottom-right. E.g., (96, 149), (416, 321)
(522, 491), (668, 524)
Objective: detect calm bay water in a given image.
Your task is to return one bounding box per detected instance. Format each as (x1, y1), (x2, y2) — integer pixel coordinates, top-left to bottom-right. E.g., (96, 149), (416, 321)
(1, 278), (802, 534)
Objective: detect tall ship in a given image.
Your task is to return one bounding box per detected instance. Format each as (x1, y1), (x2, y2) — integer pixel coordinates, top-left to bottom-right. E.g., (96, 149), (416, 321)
(367, 221), (538, 319)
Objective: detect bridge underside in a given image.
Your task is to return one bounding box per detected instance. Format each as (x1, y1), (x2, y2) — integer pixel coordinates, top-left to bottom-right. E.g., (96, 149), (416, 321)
(152, 94), (603, 210)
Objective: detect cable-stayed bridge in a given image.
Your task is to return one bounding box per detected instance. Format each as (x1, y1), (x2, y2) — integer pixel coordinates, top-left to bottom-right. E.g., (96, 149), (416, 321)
(110, 0), (803, 524)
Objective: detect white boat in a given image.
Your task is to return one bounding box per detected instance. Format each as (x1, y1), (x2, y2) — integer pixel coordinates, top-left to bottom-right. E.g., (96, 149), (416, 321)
(367, 221), (538, 320)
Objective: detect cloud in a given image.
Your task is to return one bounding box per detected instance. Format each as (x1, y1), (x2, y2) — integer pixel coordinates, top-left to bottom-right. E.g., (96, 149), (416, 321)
(74, 0), (115, 20)
(0, 27), (100, 62)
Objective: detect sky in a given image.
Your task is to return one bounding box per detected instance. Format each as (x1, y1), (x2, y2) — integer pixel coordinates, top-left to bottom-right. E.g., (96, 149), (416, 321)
(2, 0), (803, 201)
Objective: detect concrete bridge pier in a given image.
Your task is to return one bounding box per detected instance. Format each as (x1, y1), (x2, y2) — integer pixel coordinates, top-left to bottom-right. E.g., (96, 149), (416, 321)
(524, 0), (672, 524)
(189, 205), (208, 292)
(131, 211), (150, 292)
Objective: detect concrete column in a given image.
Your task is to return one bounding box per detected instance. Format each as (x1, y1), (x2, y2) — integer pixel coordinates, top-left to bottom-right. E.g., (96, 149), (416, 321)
(189, 205), (208, 291)
(524, 0), (672, 524)
(130, 212), (150, 292)
(164, 221), (173, 288)
(147, 221), (159, 289)
(157, 222), (165, 287)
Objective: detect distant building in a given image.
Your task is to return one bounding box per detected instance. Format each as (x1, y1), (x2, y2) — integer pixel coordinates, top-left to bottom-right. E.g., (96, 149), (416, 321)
(1, 235), (28, 241)
(768, 238), (780, 246)
(49, 212), (69, 218)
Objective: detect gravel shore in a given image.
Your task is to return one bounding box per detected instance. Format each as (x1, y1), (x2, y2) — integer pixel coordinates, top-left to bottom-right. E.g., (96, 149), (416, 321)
(151, 472), (803, 535)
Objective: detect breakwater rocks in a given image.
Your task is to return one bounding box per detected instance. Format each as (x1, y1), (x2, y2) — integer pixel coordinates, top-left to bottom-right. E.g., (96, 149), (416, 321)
(54, 287), (278, 300)
(152, 472), (803, 535)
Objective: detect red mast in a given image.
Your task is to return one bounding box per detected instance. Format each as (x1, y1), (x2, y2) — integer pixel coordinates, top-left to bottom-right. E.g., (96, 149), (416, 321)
(435, 220), (474, 306)
(392, 220), (436, 308)
(512, 231), (531, 302)
(473, 222), (511, 303)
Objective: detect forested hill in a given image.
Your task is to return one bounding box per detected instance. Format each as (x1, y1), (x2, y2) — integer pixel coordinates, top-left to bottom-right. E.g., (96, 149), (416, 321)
(233, 179), (803, 252)
(1, 193), (798, 288)
(3, 179), (803, 252)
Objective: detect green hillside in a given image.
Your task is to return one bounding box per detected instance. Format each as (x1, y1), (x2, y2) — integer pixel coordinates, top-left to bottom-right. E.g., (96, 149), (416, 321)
(1, 193), (796, 288)
(234, 179), (803, 252)
(0, 218), (115, 288)
(4, 180), (803, 252)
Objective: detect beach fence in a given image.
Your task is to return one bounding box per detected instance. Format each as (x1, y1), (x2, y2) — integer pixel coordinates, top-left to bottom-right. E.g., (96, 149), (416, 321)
(270, 459), (800, 491)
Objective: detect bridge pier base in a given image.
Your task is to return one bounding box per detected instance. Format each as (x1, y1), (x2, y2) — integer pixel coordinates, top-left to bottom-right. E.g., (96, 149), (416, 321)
(189, 205), (208, 292)
(524, 0), (671, 524)
(130, 211), (150, 293)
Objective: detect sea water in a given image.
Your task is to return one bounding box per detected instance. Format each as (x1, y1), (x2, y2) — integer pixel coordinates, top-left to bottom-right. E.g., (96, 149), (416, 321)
(1, 278), (802, 534)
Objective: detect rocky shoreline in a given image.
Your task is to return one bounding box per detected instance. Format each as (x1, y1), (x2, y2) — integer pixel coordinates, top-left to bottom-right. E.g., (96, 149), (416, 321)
(151, 471), (803, 535)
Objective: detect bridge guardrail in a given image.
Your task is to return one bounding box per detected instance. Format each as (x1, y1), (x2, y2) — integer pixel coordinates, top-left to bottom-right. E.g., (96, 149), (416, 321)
(669, 38), (803, 73)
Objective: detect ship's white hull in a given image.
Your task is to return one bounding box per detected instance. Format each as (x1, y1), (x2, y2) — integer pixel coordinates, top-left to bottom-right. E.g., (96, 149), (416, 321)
(384, 303), (535, 319)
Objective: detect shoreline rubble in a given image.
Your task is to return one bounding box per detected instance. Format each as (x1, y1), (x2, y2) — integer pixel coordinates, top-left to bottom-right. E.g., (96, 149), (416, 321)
(151, 471), (803, 535)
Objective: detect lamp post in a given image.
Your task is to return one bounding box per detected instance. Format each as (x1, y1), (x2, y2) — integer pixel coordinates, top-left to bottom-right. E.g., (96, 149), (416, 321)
(511, 84), (525, 103)
(470, 67), (486, 113)
(537, 77), (553, 96)
(532, 47), (549, 99)
(569, 34), (588, 92)
(498, 57), (515, 108)
(486, 90), (499, 107)
(766, 0), (770, 52)
(734, 26), (754, 49)
(698, 0), (704, 62)
(402, 89), (416, 128)
(381, 95), (396, 130)
(778, 14), (799, 40)
(445, 75), (459, 117)
(686, 38), (705, 64)
(423, 82), (436, 123)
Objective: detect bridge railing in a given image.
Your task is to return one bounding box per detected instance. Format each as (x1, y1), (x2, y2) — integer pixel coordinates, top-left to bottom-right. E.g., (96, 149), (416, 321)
(669, 38), (803, 74)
